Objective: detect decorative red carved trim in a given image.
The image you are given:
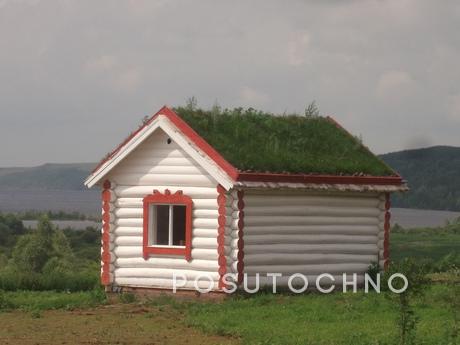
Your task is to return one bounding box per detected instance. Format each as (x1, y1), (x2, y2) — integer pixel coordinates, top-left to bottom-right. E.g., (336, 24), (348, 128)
(217, 185), (227, 289)
(236, 190), (245, 284)
(91, 106), (403, 187)
(101, 180), (111, 286)
(237, 172), (403, 186)
(142, 189), (192, 261)
(383, 192), (391, 270)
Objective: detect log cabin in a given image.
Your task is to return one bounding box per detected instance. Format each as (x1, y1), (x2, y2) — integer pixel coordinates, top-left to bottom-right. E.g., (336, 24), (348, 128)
(84, 105), (407, 292)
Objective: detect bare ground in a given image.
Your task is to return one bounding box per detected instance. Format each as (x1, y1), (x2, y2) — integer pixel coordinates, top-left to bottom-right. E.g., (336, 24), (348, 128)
(0, 304), (238, 345)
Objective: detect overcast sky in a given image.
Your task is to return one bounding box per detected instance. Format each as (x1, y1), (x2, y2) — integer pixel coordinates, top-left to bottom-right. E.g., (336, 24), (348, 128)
(1, 0), (459, 167)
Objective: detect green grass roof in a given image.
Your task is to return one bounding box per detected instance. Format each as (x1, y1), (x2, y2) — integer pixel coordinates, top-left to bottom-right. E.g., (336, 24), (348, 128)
(174, 106), (396, 176)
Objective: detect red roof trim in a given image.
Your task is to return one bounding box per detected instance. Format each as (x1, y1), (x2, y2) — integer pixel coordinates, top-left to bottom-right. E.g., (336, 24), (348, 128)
(237, 172), (404, 186)
(91, 106), (404, 187)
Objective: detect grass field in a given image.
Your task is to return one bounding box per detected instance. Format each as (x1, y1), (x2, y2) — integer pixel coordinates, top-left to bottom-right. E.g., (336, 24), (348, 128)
(0, 284), (458, 345)
(391, 227), (460, 263)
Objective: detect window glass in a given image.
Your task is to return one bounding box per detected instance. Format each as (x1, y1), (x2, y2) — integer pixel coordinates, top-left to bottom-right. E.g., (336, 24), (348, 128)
(154, 205), (169, 245)
(172, 205), (186, 246)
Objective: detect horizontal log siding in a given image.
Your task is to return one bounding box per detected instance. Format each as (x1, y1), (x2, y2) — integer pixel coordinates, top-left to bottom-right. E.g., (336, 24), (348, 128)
(106, 129), (219, 290)
(243, 191), (385, 288)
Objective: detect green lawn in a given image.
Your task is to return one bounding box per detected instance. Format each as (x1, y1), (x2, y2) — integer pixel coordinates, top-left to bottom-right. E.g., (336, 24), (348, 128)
(181, 286), (456, 345)
(0, 289), (106, 311)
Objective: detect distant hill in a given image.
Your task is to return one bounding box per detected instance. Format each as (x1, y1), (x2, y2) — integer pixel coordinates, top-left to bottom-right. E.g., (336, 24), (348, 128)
(1, 145), (460, 212)
(380, 146), (460, 211)
(0, 163), (95, 191)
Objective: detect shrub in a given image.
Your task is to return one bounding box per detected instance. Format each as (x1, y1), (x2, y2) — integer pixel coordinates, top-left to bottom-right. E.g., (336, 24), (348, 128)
(383, 259), (429, 345)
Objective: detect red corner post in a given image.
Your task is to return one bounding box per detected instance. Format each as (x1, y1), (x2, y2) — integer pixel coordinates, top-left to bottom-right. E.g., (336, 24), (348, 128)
(236, 190), (245, 284)
(217, 185), (227, 289)
(101, 180), (112, 286)
(383, 193), (391, 270)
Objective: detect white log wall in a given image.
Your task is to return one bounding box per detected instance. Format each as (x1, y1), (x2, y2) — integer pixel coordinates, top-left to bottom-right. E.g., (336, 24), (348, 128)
(105, 129), (220, 291)
(243, 191), (386, 288)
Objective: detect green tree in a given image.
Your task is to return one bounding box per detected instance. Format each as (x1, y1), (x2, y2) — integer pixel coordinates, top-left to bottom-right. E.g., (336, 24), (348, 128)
(11, 216), (74, 273)
(12, 233), (50, 272)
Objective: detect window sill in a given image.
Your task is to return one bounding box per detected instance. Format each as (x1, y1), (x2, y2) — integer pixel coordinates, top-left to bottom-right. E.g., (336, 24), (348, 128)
(143, 246), (191, 261)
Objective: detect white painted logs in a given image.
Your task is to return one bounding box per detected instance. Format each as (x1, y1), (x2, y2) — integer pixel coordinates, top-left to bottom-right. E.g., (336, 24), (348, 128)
(115, 277), (218, 290)
(244, 205), (380, 217)
(245, 215), (380, 226)
(242, 192), (385, 287)
(241, 225), (379, 236)
(116, 257), (218, 271)
(114, 186), (217, 198)
(244, 275), (366, 288)
(244, 194), (380, 207)
(243, 253), (378, 266)
(113, 173), (215, 187)
(243, 243), (378, 254)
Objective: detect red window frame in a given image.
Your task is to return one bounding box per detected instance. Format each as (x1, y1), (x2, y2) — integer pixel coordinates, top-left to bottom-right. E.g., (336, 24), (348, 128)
(142, 189), (192, 261)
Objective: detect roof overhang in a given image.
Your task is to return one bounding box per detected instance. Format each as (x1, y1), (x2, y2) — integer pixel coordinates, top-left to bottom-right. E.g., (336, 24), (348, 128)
(235, 181), (408, 193)
(236, 172), (407, 192)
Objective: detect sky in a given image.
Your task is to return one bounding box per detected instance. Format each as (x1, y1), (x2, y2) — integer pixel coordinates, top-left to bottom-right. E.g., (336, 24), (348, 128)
(1, 0), (459, 167)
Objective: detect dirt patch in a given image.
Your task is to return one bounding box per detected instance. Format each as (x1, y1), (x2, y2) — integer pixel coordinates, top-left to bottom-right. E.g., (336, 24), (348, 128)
(0, 304), (238, 345)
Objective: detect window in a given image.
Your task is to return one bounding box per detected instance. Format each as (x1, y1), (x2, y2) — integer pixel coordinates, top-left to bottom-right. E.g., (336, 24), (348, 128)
(143, 189), (192, 261)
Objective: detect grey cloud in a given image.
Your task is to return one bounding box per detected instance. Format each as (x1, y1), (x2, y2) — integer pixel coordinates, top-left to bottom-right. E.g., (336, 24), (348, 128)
(0, 0), (459, 165)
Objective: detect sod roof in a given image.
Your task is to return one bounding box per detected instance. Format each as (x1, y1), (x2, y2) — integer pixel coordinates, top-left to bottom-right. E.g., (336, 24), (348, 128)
(173, 107), (396, 177)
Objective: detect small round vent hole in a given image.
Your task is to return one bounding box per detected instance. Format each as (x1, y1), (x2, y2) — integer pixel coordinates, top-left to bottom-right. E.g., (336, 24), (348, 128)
(167, 138), (172, 144)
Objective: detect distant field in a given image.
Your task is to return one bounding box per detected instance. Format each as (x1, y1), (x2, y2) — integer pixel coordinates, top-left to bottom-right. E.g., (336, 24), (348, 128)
(22, 220), (100, 230)
(0, 189), (100, 217)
